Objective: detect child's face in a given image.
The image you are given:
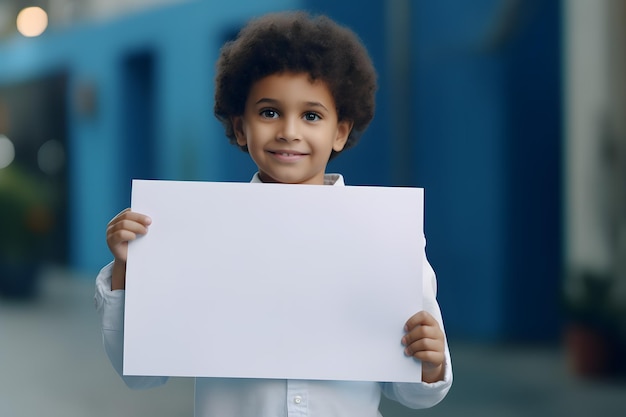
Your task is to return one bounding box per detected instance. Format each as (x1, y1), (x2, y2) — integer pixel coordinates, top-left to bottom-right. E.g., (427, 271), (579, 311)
(232, 72), (352, 185)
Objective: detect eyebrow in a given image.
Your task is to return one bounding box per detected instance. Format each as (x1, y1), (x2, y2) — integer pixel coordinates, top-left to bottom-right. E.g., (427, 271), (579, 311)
(255, 98), (330, 112)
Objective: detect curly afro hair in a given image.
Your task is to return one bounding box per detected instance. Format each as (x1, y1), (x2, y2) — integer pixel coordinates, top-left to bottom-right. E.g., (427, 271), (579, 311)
(214, 11), (378, 159)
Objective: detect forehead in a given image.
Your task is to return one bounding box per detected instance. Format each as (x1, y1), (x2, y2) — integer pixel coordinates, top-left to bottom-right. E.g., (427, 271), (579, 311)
(246, 72), (336, 108)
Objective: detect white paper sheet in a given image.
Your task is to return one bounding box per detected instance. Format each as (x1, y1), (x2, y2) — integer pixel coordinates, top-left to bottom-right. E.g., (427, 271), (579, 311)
(124, 179), (424, 382)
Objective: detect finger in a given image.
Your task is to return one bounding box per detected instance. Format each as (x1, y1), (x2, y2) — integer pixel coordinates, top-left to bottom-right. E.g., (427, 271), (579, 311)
(107, 228), (142, 246)
(409, 348), (445, 367)
(404, 311), (437, 331)
(411, 321), (442, 338)
(402, 333), (443, 356)
(404, 335), (444, 356)
(404, 345), (445, 366)
(109, 210), (152, 228)
(107, 218), (151, 238)
(106, 218), (150, 259)
(106, 225), (148, 253)
(407, 341), (445, 361)
(402, 322), (443, 346)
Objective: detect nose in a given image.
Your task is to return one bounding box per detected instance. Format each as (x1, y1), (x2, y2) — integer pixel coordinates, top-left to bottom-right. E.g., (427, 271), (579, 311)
(277, 115), (301, 142)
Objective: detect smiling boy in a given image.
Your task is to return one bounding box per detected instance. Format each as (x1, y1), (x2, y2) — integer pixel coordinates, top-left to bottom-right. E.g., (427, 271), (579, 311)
(96, 11), (452, 416)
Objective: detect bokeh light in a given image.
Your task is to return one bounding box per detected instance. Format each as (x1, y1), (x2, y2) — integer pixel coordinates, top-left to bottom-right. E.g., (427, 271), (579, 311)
(16, 6), (48, 38)
(37, 139), (65, 175)
(0, 134), (15, 169)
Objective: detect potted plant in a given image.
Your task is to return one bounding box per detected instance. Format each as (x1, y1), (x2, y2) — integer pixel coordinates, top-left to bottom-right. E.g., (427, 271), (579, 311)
(564, 268), (626, 378)
(0, 164), (54, 299)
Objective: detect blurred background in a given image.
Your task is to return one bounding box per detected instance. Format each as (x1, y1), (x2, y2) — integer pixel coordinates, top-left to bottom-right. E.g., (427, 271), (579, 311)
(0, 0), (625, 415)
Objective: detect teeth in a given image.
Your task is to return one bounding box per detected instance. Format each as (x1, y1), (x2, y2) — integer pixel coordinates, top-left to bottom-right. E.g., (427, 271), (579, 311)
(272, 151), (303, 157)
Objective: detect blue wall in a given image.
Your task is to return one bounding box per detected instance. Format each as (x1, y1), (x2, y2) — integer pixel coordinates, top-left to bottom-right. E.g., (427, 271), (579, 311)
(0, 0), (298, 275)
(302, 0), (563, 341)
(0, 0), (563, 341)
(409, 0), (563, 340)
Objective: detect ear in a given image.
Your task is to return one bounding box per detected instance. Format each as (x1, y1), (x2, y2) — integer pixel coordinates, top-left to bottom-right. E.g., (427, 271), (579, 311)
(232, 116), (247, 147)
(333, 120), (354, 152)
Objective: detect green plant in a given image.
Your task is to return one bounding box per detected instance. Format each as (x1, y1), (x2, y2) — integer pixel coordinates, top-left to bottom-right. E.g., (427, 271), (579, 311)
(0, 164), (54, 297)
(565, 270), (616, 328)
(0, 164), (54, 260)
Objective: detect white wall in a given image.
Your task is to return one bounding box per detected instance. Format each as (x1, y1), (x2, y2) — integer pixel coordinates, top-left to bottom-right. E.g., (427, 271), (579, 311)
(563, 0), (625, 303)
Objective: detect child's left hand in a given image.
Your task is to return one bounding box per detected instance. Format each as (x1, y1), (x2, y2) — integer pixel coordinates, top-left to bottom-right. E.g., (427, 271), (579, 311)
(402, 311), (446, 383)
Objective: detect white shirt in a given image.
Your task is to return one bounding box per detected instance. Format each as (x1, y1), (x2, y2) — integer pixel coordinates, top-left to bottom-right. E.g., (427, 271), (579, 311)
(95, 173), (452, 416)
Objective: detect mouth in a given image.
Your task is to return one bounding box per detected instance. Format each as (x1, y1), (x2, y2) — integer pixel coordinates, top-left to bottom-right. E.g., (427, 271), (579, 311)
(267, 150), (308, 161)
(268, 150), (307, 156)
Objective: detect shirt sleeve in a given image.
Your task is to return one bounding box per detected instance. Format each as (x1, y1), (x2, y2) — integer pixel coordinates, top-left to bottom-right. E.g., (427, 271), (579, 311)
(380, 248), (453, 409)
(94, 262), (169, 389)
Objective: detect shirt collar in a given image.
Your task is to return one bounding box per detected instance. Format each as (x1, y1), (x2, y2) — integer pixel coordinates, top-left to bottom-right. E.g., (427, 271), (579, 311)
(250, 173), (344, 186)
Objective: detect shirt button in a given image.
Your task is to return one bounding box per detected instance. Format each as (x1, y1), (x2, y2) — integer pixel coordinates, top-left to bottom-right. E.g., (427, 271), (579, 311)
(294, 396), (302, 404)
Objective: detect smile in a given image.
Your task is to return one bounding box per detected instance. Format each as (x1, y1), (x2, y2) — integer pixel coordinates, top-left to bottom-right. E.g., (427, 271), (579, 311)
(268, 150), (308, 161)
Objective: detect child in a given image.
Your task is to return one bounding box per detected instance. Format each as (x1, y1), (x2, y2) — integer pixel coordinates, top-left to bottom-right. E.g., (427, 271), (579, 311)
(95, 11), (452, 416)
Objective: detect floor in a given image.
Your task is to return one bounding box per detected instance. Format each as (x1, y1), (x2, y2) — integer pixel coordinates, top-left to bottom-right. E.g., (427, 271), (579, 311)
(1, 266), (624, 417)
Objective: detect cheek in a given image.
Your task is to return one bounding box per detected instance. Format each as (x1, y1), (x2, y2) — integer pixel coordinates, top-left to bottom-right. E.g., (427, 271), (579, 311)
(245, 132), (267, 156)
(250, 124), (277, 146)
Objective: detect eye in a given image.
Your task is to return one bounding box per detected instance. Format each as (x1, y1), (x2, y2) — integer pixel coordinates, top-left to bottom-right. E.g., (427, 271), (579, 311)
(303, 112), (321, 122)
(260, 109), (279, 119)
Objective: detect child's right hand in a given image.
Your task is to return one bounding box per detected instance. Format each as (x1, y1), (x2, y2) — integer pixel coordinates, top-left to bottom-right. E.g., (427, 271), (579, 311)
(106, 208), (151, 290)
(106, 208), (152, 262)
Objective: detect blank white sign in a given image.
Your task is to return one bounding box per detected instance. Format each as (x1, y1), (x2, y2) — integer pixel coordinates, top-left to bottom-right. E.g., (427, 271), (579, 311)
(124, 179), (424, 382)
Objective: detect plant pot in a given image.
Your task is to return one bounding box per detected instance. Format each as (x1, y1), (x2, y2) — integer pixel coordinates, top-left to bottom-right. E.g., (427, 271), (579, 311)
(564, 323), (615, 378)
